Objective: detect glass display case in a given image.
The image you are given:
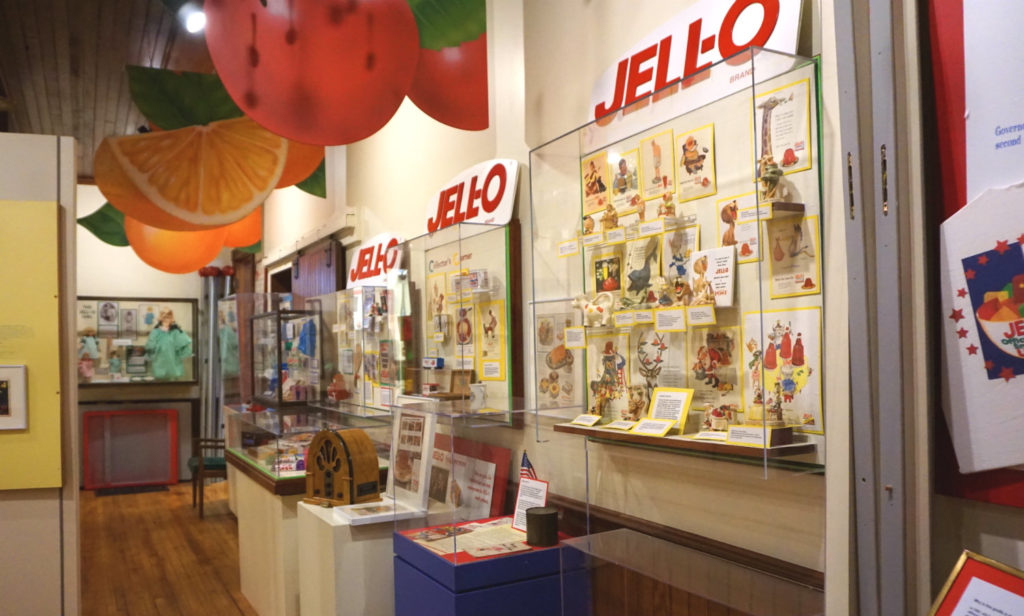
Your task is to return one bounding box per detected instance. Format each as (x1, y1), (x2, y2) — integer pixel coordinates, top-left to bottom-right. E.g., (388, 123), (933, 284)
(218, 292), (293, 407)
(386, 222), (524, 416)
(76, 296), (198, 385)
(528, 47), (827, 616)
(252, 306), (321, 408)
(226, 406), (392, 485)
(314, 286), (398, 415)
(530, 48), (825, 464)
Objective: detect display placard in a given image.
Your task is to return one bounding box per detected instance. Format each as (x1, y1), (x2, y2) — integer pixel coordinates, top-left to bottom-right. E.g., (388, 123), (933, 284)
(930, 550), (1024, 616)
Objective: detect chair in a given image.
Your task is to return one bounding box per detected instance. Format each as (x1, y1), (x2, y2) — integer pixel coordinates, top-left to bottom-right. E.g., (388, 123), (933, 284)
(189, 438), (227, 519)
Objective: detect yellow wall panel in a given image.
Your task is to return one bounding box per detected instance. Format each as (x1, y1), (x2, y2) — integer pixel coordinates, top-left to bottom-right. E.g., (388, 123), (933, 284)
(0, 200), (62, 490)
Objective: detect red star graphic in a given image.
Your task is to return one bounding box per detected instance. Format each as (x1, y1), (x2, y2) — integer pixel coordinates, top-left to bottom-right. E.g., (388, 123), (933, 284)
(949, 308), (965, 322)
(966, 269), (977, 280)
(957, 328), (969, 339)
(1000, 366), (1016, 382)
(957, 288), (968, 298)
(995, 240), (1010, 255)
(966, 344), (979, 355)
(985, 360), (995, 370)
(978, 254), (990, 265)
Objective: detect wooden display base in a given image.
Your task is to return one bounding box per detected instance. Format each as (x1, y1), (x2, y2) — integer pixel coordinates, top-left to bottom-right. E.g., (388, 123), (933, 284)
(552, 423), (815, 459)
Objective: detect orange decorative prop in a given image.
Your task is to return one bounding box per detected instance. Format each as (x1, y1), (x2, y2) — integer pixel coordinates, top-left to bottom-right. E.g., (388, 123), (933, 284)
(277, 140), (324, 188)
(205, 0), (420, 145)
(223, 206), (262, 248)
(125, 216), (227, 274)
(94, 117), (287, 231)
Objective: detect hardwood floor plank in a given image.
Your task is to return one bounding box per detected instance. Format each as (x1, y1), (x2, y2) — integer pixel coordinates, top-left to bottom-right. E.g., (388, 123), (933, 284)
(80, 482), (256, 616)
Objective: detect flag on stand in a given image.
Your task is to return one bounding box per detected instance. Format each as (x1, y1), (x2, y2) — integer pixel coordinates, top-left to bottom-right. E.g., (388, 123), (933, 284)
(520, 451), (538, 480)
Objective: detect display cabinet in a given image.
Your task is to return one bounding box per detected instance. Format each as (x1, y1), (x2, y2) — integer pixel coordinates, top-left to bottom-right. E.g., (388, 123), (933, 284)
(528, 47), (827, 616)
(226, 406), (391, 491)
(76, 296), (198, 385)
(387, 221), (524, 417)
(313, 286), (397, 415)
(530, 48), (825, 464)
(217, 292), (293, 407)
(252, 308), (320, 408)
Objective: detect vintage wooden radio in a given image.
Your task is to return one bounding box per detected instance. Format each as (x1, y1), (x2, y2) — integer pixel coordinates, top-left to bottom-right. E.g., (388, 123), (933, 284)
(304, 428), (381, 507)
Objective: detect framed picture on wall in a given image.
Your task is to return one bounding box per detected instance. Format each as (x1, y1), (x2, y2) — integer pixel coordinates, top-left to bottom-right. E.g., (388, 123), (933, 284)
(0, 365), (27, 430)
(929, 550), (1024, 615)
(120, 308), (138, 339)
(97, 301), (119, 337)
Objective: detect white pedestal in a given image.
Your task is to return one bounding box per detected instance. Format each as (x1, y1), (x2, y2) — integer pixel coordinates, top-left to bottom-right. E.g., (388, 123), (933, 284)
(297, 502), (395, 616)
(234, 469), (303, 616)
(227, 465), (238, 515)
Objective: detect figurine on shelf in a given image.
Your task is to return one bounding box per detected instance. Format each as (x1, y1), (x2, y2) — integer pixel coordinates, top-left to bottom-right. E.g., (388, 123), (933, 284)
(767, 381), (785, 426)
(78, 352), (95, 382)
(582, 215), (596, 235)
(746, 338), (764, 406)
(108, 349), (123, 375)
(625, 385), (648, 421)
(672, 277), (694, 306)
(657, 192), (676, 218)
(145, 309), (193, 381)
(720, 200), (739, 247)
(599, 202), (618, 231)
(702, 404), (735, 431)
(78, 328), (99, 360)
(572, 292), (614, 327)
(327, 373), (350, 401)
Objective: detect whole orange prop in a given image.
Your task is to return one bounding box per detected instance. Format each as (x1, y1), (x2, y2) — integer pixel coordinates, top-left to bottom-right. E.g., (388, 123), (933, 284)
(95, 117), (287, 231)
(277, 141), (324, 188)
(125, 216), (227, 274)
(223, 207), (262, 248)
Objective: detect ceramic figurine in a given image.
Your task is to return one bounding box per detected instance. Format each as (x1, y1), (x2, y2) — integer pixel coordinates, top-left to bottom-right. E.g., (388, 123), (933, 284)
(625, 385), (648, 421)
(599, 202), (618, 231)
(573, 292), (615, 327)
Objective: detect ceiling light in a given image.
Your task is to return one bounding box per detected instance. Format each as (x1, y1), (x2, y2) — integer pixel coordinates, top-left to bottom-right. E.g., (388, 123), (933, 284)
(184, 9), (206, 33)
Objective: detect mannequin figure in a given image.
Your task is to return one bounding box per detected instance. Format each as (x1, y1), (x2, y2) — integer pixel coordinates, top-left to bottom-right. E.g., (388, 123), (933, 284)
(145, 309), (193, 380)
(219, 312), (240, 378)
(108, 350), (122, 375)
(79, 328), (100, 359)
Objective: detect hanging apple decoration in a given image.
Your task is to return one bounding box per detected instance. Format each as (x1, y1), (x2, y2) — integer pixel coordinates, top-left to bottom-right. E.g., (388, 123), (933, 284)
(205, 0), (421, 145)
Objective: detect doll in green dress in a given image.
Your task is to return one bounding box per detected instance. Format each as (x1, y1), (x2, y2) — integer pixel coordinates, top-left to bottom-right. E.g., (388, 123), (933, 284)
(108, 349), (123, 375)
(145, 309), (193, 380)
(219, 311), (240, 378)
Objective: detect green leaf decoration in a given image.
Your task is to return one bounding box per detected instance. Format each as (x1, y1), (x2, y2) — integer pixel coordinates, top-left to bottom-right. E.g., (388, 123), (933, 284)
(77, 203), (128, 247)
(407, 0), (486, 51)
(126, 66), (243, 130)
(237, 240), (262, 254)
(296, 159), (327, 198)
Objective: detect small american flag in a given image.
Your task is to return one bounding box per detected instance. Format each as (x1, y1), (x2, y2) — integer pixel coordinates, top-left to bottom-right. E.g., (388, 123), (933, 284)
(520, 451), (538, 480)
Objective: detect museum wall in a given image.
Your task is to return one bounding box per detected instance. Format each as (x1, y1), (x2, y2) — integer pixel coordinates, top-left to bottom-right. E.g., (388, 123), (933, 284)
(262, 0), (845, 576)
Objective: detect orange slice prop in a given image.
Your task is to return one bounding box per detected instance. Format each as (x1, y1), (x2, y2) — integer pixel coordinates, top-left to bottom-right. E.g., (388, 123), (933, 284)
(124, 216), (227, 274)
(222, 206), (262, 248)
(95, 117), (287, 231)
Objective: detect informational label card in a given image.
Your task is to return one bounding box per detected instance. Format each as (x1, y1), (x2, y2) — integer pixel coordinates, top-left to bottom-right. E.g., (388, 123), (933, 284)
(558, 239), (580, 258)
(629, 418), (675, 437)
(726, 426), (767, 448)
(571, 414), (602, 426)
(638, 218), (666, 238)
(633, 310), (654, 324)
(686, 305), (717, 327)
(647, 387), (694, 427)
(693, 431), (729, 441)
(951, 577), (1024, 616)
(605, 227), (626, 245)
(604, 420), (637, 431)
(655, 307), (686, 332)
(512, 478), (549, 532)
(613, 311), (636, 327)
(582, 232), (604, 247)
(564, 326), (587, 349)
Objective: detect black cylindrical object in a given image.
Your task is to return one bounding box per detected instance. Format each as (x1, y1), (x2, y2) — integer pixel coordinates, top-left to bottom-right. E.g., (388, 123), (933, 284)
(525, 506), (558, 547)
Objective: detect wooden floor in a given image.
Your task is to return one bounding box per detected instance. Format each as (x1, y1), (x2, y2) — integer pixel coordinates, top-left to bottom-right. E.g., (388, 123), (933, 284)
(80, 481), (257, 616)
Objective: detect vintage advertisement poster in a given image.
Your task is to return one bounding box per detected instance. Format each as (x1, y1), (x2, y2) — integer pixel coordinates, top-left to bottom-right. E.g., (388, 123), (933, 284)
(537, 312), (579, 409)
(77, 302), (98, 335)
(455, 305), (475, 358)
(589, 244), (624, 295)
(766, 215), (821, 298)
(742, 308), (823, 433)
(639, 129), (676, 201)
(120, 308), (138, 338)
(753, 78), (812, 187)
(476, 299), (506, 381)
(427, 271), (447, 320)
(627, 325), (686, 420)
(621, 235), (661, 307)
(581, 150), (612, 216)
(716, 192), (763, 264)
(675, 123), (716, 202)
(97, 300), (119, 337)
(661, 225), (700, 284)
(690, 246), (735, 307)
(686, 326), (742, 413)
(608, 147), (642, 214)
(586, 331), (630, 422)
(429, 434), (512, 520)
